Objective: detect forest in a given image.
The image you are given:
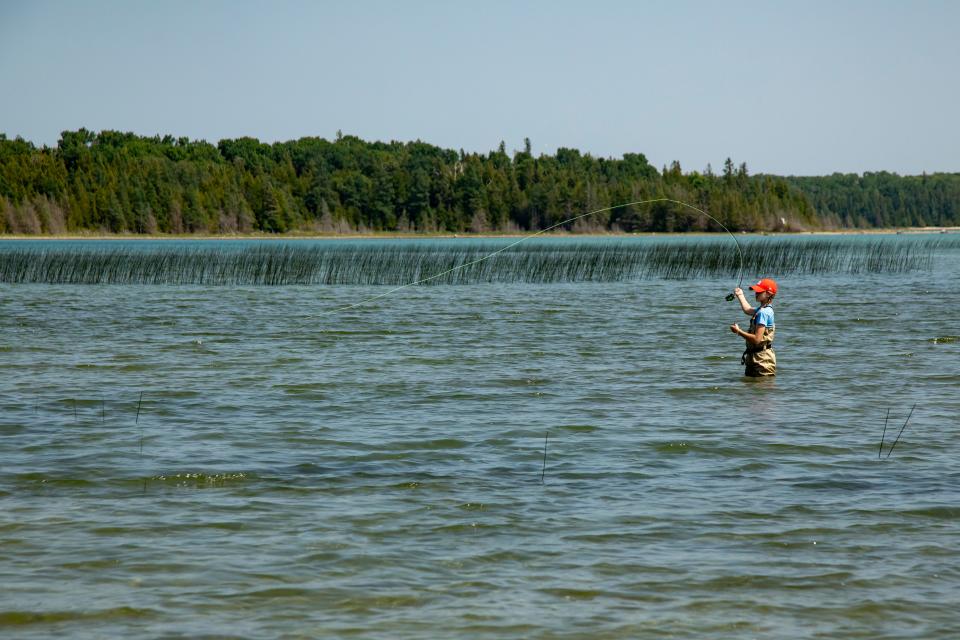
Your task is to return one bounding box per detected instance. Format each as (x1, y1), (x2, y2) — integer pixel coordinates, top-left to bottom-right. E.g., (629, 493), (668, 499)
(0, 130), (957, 235)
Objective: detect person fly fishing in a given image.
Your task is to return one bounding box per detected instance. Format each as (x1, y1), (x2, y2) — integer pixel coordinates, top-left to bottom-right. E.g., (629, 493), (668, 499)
(730, 278), (777, 377)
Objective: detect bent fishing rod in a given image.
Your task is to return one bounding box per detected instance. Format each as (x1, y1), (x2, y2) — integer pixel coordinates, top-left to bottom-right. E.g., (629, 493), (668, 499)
(322, 198), (745, 315)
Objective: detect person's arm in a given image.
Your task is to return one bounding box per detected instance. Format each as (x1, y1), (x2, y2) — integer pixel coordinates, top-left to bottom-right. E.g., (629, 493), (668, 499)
(733, 287), (755, 316)
(730, 323), (766, 346)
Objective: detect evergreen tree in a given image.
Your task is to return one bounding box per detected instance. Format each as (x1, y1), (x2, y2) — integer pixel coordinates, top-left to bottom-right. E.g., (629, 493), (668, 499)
(1, 129), (957, 235)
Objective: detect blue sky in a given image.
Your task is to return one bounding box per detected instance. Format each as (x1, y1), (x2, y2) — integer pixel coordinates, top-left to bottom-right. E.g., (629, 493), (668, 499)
(1, 0), (957, 175)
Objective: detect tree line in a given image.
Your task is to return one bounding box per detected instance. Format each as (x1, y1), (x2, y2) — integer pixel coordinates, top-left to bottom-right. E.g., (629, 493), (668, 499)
(0, 130), (956, 235)
(783, 172), (960, 228)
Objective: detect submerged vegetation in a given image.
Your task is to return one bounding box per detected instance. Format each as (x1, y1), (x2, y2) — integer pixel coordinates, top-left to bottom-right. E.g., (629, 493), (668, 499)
(0, 237), (951, 285)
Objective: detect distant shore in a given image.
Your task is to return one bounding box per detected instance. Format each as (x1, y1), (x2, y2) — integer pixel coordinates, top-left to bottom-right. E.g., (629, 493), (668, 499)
(0, 227), (957, 241)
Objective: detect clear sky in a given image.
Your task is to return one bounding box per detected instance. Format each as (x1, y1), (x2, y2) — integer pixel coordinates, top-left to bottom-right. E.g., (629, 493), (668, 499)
(1, 0), (957, 176)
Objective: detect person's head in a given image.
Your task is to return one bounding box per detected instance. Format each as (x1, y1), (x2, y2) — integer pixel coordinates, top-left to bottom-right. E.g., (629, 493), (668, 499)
(749, 278), (777, 304)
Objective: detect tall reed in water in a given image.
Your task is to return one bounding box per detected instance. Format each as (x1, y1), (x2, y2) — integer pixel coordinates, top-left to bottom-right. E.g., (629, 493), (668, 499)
(0, 237), (952, 285)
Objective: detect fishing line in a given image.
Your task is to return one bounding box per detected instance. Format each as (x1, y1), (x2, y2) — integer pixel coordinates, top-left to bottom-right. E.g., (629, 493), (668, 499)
(878, 407), (890, 459)
(136, 391), (146, 494)
(541, 430), (549, 484)
(885, 403), (916, 459)
(321, 198), (745, 315)
(136, 390), (144, 455)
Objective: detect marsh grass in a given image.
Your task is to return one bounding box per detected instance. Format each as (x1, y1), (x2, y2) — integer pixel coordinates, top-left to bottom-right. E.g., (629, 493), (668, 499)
(0, 237), (953, 285)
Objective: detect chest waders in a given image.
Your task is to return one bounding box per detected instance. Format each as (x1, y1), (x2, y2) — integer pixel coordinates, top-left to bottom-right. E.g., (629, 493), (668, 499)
(742, 308), (776, 377)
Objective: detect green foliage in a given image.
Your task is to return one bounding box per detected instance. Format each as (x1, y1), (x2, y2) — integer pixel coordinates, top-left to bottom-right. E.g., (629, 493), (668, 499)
(1, 129), (956, 235)
(785, 172), (960, 228)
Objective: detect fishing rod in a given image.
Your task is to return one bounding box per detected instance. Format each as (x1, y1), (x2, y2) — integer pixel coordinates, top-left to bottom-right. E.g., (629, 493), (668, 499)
(323, 197), (745, 314)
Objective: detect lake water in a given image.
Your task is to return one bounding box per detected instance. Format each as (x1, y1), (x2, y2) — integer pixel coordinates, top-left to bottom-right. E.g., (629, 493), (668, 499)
(2, 237), (958, 638)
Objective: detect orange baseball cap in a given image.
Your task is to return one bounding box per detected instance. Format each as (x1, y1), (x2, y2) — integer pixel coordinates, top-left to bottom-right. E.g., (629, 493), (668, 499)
(748, 278), (778, 295)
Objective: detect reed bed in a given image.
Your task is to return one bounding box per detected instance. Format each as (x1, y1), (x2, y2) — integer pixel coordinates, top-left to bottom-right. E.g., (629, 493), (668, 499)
(0, 237), (953, 285)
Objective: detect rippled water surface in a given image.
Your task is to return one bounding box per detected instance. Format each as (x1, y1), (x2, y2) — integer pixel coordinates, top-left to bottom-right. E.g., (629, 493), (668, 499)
(2, 238), (959, 639)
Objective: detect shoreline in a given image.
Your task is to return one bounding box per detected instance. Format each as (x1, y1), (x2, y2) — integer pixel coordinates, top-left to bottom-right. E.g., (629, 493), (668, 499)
(0, 227), (956, 241)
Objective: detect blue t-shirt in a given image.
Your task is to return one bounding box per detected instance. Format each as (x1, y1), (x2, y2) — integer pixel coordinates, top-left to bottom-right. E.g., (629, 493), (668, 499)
(753, 305), (775, 327)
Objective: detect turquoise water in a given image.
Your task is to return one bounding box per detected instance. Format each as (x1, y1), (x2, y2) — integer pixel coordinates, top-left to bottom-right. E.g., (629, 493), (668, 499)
(2, 237), (959, 638)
